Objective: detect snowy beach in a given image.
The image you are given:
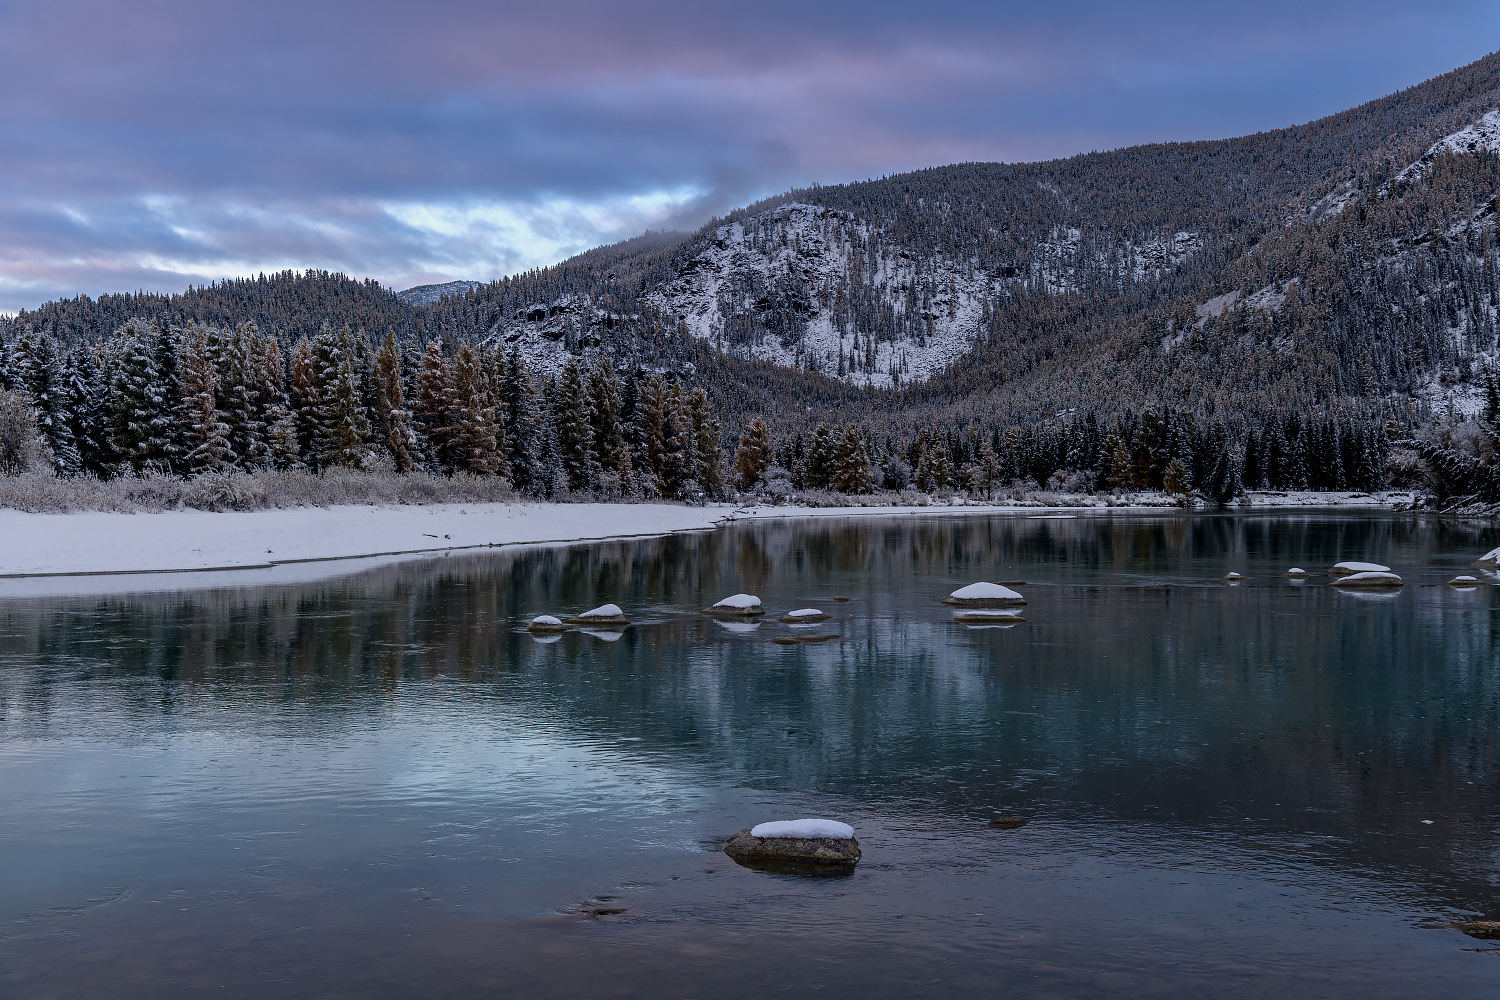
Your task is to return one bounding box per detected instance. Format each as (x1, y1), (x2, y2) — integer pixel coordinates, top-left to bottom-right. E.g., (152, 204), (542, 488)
(0, 491), (1428, 596)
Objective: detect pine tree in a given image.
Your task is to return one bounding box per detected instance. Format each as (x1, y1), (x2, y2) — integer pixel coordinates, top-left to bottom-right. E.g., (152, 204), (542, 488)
(829, 424), (873, 493)
(686, 387), (724, 498)
(1105, 431), (1133, 492)
(500, 349), (544, 494)
(449, 342), (501, 475)
(10, 326), (79, 475)
(802, 424), (835, 489)
(66, 346), (113, 477)
(588, 359), (632, 492)
(555, 359), (599, 491)
(315, 327), (373, 469)
(372, 330), (416, 472)
(414, 338), (457, 472)
(220, 322), (269, 469)
(635, 372), (670, 496)
(288, 336), (321, 466)
(260, 337), (303, 470)
(733, 418), (773, 489)
(175, 323), (235, 473)
(108, 319), (173, 473)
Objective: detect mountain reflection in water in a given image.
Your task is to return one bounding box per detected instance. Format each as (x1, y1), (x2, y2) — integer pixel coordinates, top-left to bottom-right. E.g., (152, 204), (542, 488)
(1, 512), (1498, 999)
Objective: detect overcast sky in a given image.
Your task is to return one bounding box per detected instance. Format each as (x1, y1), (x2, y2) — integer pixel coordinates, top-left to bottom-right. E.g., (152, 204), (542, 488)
(1, 1), (1497, 314)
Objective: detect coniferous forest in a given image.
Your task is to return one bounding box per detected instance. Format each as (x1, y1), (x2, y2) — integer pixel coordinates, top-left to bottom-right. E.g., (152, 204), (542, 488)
(11, 53), (1500, 507)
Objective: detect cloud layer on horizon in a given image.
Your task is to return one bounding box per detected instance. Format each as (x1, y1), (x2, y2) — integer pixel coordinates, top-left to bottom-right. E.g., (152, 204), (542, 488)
(1, 0), (1498, 314)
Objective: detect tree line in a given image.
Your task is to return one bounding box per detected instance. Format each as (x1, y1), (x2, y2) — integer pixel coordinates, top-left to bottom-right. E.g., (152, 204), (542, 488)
(0, 319), (725, 498)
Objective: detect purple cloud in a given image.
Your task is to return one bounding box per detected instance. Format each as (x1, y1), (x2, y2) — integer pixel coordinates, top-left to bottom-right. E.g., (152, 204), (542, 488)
(0, 0), (1497, 312)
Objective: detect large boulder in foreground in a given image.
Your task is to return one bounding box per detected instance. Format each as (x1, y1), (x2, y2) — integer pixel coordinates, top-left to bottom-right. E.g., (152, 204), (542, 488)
(724, 819), (860, 867)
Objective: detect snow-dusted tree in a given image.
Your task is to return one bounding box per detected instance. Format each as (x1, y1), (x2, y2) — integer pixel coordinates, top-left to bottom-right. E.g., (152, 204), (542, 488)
(634, 372), (670, 496)
(0, 388), (54, 474)
(108, 319), (173, 473)
(287, 336), (321, 464)
(686, 386), (723, 497)
(413, 338), (457, 472)
(914, 440), (952, 492)
(733, 417), (772, 489)
(315, 327), (373, 469)
(555, 359), (598, 491)
(256, 336), (302, 470)
(372, 329), (416, 472)
(65, 345), (113, 477)
(829, 424), (872, 493)
(1104, 431), (1133, 492)
(587, 358), (632, 491)
(175, 322), (235, 473)
(448, 342), (502, 476)
(219, 322), (269, 469)
(9, 325), (80, 475)
(801, 424), (835, 489)
(498, 347), (546, 497)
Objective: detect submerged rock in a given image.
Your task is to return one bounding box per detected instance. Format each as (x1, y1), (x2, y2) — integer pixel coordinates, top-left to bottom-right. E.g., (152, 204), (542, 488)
(953, 610), (1026, 625)
(1329, 570), (1404, 590)
(702, 593), (765, 616)
(995, 580), (1026, 586)
(988, 817), (1028, 830)
(1329, 560), (1392, 577)
(779, 608), (830, 623)
(724, 819), (860, 868)
(772, 633), (839, 645)
(943, 582), (1026, 607)
(564, 603), (629, 626)
(832, 596), (851, 602)
(1457, 920), (1500, 940)
(527, 615), (568, 633)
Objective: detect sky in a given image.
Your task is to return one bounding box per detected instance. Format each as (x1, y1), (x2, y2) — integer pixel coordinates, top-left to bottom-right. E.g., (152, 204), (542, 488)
(1, 1), (1499, 315)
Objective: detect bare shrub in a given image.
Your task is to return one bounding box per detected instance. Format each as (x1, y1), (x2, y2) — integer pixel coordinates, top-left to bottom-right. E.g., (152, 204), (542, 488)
(0, 390), (54, 476)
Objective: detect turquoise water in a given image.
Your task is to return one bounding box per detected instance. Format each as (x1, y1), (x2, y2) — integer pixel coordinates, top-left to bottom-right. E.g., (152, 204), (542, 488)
(1, 512), (1498, 998)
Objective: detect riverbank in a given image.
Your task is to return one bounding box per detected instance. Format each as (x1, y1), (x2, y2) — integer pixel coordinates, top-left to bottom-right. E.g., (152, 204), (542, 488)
(0, 490), (1435, 597)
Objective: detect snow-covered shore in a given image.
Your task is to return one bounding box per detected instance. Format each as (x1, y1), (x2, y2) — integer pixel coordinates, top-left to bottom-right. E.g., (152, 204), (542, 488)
(0, 491), (1442, 597)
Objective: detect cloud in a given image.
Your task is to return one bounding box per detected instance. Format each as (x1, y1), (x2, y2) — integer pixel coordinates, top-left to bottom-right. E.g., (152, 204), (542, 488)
(1, 0), (1497, 313)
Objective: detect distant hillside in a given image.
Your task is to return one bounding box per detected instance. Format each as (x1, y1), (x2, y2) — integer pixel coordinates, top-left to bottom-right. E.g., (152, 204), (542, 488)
(8, 53), (1500, 434)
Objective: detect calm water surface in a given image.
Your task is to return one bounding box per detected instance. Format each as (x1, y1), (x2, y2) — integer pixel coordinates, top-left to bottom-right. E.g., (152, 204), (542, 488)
(2, 512), (1499, 998)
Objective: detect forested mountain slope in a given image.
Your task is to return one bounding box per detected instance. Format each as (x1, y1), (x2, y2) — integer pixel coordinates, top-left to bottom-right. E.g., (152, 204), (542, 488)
(9, 50), (1500, 439)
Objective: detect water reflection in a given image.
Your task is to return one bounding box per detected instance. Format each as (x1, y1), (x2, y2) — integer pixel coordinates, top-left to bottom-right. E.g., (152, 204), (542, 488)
(2, 512), (1498, 997)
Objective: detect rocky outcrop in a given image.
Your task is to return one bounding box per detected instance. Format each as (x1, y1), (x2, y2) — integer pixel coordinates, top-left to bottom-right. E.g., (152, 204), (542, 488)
(724, 829), (861, 867)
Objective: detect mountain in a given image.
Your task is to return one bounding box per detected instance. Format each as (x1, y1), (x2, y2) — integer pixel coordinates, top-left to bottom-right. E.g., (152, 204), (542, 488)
(9, 52), (1500, 437)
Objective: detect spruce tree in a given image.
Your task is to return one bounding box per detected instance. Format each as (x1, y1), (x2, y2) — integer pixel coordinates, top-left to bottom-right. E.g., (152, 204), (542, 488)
(829, 424), (873, 493)
(588, 359), (632, 491)
(686, 387), (723, 498)
(288, 336), (321, 466)
(373, 329), (416, 472)
(733, 418), (773, 489)
(66, 346), (113, 477)
(449, 342), (501, 475)
(108, 319), (172, 474)
(315, 328), (373, 469)
(414, 338), (457, 472)
(10, 325), (79, 475)
(555, 359), (599, 491)
(175, 323), (235, 473)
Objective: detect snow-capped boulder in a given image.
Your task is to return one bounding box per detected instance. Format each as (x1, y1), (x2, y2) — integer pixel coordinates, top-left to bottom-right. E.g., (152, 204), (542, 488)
(1329, 561), (1391, 577)
(1449, 575), (1481, 588)
(1284, 568), (1309, 578)
(724, 818), (860, 867)
(1224, 572), (1243, 581)
(942, 582), (1026, 606)
(702, 594), (765, 616)
(1473, 546), (1500, 570)
(1329, 571), (1404, 589)
(779, 608), (830, 623)
(527, 615), (568, 633)
(564, 603), (628, 625)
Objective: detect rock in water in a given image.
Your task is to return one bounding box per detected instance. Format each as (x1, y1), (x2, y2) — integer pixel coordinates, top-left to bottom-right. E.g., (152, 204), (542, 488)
(779, 608), (830, 623)
(1284, 568), (1309, 578)
(1449, 575), (1481, 588)
(1223, 572), (1243, 581)
(724, 819), (860, 867)
(988, 817), (1028, 830)
(1329, 561), (1391, 577)
(1457, 920), (1500, 940)
(564, 603), (629, 626)
(953, 610), (1026, 625)
(1329, 571), (1404, 590)
(1473, 546), (1500, 570)
(772, 633), (839, 645)
(527, 615), (568, 633)
(943, 582), (1026, 606)
(702, 594), (765, 616)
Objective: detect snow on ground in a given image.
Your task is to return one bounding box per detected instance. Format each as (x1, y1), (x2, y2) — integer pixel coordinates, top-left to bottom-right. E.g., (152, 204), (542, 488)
(750, 819), (854, 840)
(1398, 109), (1500, 183)
(0, 492), (1444, 598)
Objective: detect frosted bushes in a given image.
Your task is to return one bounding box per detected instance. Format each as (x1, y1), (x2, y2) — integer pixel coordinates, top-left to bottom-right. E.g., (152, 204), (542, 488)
(0, 391), (54, 476)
